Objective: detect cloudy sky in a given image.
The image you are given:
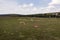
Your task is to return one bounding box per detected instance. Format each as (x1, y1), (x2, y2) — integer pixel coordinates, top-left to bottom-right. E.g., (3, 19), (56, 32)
(0, 0), (60, 15)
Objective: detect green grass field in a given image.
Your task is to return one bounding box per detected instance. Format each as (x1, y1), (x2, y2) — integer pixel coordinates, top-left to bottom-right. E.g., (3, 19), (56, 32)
(0, 17), (60, 40)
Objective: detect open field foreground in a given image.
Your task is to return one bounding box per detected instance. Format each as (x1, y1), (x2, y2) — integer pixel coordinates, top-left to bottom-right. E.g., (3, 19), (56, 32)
(0, 17), (60, 40)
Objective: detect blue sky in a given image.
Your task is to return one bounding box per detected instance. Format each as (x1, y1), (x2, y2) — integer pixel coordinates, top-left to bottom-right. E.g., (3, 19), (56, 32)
(0, 0), (60, 15)
(17, 0), (51, 7)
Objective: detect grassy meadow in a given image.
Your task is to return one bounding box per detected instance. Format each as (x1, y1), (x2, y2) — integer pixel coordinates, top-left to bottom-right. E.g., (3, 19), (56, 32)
(0, 17), (60, 40)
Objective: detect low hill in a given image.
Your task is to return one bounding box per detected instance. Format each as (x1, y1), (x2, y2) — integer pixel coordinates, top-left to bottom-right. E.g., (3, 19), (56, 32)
(0, 12), (60, 17)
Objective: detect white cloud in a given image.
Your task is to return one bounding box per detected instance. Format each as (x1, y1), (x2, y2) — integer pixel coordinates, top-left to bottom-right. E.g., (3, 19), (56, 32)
(29, 3), (34, 7)
(48, 0), (60, 12)
(0, 0), (17, 14)
(0, 0), (46, 15)
(0, 0), (60, 15)
(49, 0), (60, 5)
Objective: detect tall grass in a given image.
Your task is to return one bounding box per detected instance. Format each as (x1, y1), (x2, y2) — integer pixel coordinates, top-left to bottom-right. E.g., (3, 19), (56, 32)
(0, 17), (60, 40)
